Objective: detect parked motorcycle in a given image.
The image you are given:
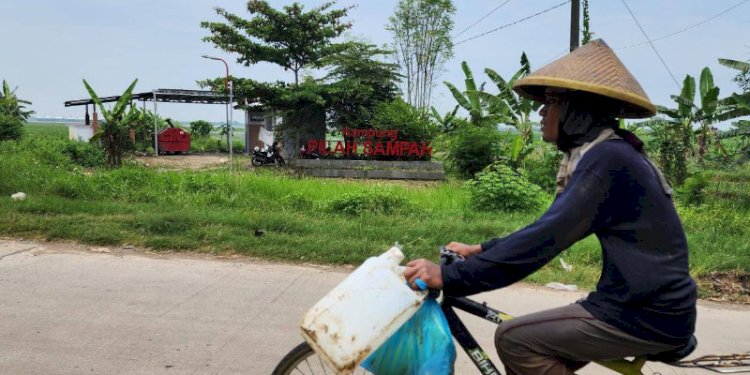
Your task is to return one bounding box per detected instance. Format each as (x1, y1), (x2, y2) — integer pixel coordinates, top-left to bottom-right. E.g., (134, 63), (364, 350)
(299, 145), (320, 159)
(252, 146), (285, 166)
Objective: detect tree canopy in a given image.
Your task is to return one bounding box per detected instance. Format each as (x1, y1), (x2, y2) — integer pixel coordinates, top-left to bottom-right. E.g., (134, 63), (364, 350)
(387, 0), (455, 109)
(201, 0), (353, 85)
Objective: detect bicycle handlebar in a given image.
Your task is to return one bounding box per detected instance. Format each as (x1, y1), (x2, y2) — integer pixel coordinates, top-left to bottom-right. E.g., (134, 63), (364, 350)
(439, 246), (465, 266)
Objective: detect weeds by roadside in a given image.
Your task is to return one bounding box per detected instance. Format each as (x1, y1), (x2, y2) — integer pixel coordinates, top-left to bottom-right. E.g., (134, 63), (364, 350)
(1, 131), (748, 300)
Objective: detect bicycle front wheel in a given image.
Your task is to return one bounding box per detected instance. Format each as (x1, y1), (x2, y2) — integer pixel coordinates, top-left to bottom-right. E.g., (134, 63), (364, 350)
(272, 342), (373, 375)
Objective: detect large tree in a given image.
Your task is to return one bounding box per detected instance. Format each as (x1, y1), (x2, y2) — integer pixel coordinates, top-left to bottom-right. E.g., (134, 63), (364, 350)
(201, 1), (353, 86)
(320, 42), (402, 129)
(387, 0), (455, 109)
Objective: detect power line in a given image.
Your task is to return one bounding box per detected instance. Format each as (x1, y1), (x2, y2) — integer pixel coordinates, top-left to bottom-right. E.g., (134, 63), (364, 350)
(453, 0), (512, 38)
(453, 1), (570, 46)
(619, 0), (750, 50)
(620, 0), (681, 89)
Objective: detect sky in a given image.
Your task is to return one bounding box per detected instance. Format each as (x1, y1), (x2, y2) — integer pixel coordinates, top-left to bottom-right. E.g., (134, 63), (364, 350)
(1, 0), (749, 126)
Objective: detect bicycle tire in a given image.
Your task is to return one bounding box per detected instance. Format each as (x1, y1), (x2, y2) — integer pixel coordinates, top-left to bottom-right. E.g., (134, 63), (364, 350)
(272, 342), (372, 375)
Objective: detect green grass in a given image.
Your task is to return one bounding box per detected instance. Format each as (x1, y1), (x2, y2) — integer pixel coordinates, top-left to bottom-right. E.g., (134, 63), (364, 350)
(25, 122), (68, 138)
(1, 129), (749, 297)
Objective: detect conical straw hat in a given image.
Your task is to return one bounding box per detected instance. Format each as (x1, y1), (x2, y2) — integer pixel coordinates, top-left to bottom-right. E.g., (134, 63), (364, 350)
(513, 39), (656, 118)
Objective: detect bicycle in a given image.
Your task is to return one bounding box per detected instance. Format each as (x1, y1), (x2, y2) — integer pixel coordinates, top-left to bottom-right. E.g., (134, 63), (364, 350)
(273, 248), (750, 374)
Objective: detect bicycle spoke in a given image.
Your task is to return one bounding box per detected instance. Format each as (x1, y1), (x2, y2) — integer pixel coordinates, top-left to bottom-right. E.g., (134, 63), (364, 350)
(303, 358), (314, 374)
(317, 356), (328, 375)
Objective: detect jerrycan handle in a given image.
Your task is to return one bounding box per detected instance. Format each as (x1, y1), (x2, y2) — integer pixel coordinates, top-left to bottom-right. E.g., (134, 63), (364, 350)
(379, 246), (405, 266)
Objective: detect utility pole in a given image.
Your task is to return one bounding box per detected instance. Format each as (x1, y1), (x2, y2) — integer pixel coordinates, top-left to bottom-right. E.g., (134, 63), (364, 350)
(570, 0), (580, 52)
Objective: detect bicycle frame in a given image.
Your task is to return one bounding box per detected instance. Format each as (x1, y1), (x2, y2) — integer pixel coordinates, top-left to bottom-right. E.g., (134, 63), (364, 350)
(441, 295), (655, 375)
(433, 248), (749, 375)
(441, 295), (508, 375)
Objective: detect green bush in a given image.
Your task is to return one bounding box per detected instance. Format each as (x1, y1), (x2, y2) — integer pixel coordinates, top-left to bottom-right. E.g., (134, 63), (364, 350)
(189, 120), (214, 138)
(328, 190), (408, 215)
(0, 113), (24, 141)
(373, 98), (438, 143)
(445, 123), (502, 178)
(62, 142), (105, 168)
(521, 144), (562, 194)
(467, 163), (547, 212)
(676, 173), (709, 206)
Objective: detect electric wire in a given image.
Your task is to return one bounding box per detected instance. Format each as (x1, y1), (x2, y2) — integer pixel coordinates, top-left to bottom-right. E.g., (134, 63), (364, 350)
(619, 0), (750, 50)
(453, 1), (571, 46)
(453, 0), (512, 38)
(620, 0), (681, 89)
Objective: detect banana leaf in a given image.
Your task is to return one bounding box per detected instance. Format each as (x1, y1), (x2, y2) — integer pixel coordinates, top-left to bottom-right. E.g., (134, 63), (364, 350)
(444, 81), (471, 112)
(718, 58), (750, 72)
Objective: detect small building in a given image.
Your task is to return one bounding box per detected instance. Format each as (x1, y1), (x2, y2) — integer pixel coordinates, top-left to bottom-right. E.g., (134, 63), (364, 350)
(244, 104), (277, 153)
(68, 123), (95, 142)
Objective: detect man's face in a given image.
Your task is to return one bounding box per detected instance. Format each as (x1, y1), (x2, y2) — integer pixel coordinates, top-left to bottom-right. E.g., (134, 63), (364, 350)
(539, 102), (562, 143)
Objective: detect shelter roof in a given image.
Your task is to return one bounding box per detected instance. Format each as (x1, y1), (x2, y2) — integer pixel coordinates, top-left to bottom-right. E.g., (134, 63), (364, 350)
(64, 89), (229, 107)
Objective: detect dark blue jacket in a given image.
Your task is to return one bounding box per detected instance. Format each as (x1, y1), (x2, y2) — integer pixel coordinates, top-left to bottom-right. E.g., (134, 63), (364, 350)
(441, 139), (697, 345)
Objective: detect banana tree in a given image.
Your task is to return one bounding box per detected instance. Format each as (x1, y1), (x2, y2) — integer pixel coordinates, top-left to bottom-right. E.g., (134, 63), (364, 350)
(481, 53), (541, 168)
(716, 58), (750, 121)
(719, 58), (750, 93)
(637, 75), (696, 185)
(83, 79), (139, 167)
(0, 80), (34, 121)
(444, 61), (507, 127)
(429, 105), (459, 133)
(667, 67), (739, 162)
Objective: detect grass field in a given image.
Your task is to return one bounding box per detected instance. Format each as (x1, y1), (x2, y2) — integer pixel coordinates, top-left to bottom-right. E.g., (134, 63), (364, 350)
(26, 122), (68, 138)
(1, 124), (749, 300)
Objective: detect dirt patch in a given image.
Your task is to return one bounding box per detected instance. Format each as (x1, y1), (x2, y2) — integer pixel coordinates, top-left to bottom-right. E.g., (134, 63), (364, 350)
(698, 271), (750, 304)
(133, 154), (231, 170)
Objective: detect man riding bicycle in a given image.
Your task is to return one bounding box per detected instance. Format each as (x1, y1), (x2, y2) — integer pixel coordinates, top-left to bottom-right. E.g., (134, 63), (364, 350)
(404, 39), (697, 375)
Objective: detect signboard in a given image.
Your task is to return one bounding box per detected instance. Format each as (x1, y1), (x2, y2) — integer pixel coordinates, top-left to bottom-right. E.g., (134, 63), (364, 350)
(305, 127), (432, 159)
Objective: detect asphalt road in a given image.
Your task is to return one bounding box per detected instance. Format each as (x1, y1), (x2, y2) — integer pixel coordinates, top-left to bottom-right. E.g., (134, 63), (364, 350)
(1, 239), (748, 375)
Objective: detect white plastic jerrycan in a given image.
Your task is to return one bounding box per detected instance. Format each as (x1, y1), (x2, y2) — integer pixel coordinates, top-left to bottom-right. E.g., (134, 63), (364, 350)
(300, 246), (427, 374)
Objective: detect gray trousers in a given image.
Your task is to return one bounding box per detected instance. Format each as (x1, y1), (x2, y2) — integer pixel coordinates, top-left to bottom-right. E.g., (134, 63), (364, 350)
(494, 303), (679, 375)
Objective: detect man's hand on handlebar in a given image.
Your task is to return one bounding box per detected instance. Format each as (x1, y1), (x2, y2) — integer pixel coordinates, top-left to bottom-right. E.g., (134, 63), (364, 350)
(404, 259), (443, 291)
(445, 242), (482, 258)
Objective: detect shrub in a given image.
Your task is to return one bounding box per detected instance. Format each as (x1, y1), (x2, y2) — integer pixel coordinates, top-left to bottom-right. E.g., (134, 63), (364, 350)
(189, 120), (214, 138)
(466, 163), (547, 212)
(521, 144), (562, 194)
(62, 141), (105, 168)
(676, 173), (709, 206)
(328, 190), (408, 215)
(372, 98), (438, 143)
(0, 113), (24, 141)
(445, 123), (502, 178)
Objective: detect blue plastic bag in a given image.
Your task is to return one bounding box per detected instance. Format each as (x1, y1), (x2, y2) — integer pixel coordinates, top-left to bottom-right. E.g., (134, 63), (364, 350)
(361, 299), (456, 375)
